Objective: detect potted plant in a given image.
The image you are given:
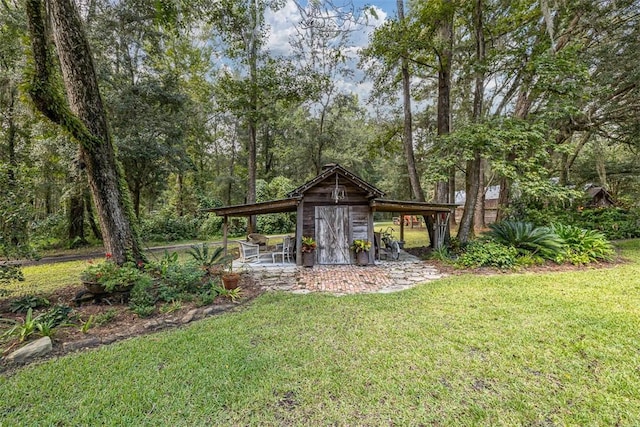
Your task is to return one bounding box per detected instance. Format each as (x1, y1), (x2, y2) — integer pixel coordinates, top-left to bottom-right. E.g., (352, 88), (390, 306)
(351, 239), (371, 266)
(186, 243), (239, 289)
(301, 236), (317, 267)
(80, 254), (149, 294)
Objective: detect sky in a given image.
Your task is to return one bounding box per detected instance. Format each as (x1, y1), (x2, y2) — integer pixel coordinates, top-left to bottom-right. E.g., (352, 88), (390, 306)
(264, 0), (397, 106)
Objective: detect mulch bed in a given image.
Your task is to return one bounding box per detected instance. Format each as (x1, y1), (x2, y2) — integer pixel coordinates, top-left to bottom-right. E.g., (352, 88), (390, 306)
(0, 274), (263, 374)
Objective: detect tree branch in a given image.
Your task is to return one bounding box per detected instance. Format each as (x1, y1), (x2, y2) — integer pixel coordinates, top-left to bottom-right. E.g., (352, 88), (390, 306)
(25, 0), (100, 150)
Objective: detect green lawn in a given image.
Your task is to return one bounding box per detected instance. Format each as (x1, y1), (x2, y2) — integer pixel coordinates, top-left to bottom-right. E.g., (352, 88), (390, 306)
(2, 242), (640, 425)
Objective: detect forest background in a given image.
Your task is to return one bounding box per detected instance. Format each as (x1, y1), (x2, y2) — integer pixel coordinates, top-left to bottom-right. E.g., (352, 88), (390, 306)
(1, 0), (640, 261)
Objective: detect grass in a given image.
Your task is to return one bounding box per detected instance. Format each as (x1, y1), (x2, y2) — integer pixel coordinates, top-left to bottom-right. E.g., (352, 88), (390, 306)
(2, 243), (640, 424)
(375, 221), (430, 248)
(1, 260), (90, 298)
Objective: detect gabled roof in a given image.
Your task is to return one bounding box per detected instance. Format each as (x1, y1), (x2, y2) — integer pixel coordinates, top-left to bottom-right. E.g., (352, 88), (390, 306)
(287, 163), (385, 199)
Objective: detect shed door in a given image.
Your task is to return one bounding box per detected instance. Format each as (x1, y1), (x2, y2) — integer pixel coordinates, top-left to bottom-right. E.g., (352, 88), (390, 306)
(316, 206), (350, 264)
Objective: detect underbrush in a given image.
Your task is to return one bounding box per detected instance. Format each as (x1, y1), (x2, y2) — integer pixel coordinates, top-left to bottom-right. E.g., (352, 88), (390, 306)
(436, 220), (615, 270)
(0, 246), (242, 354)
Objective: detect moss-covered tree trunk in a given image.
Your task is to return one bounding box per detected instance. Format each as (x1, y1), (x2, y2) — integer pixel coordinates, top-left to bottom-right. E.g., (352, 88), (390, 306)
(26, 0), (143, 264)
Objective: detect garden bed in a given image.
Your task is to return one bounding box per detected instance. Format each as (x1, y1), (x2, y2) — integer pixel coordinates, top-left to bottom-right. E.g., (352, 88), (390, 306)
(0, 273), (262, 372)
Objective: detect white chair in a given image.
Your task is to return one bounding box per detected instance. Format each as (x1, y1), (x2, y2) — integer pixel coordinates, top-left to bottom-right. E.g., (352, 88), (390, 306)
(272, 236), (294, 263)
(238, 241), (260, 262)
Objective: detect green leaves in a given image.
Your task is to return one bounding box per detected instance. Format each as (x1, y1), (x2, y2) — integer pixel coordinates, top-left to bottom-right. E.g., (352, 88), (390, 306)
(486, 221), (564, 258)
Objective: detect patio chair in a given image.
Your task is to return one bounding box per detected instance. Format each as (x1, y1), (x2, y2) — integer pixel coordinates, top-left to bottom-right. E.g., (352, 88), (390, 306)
(247, 233), (269, 247)
(238, 240), (260, 263)
(272, 236), (294, 263)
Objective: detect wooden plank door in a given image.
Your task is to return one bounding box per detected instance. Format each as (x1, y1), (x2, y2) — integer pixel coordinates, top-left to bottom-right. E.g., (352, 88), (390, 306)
(316, 206), (350, 264)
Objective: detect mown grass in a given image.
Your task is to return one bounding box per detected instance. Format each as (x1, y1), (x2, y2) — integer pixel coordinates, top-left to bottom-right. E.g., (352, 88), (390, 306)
(2, 242), (639, 424)
(1, 260), (90, 298)
(375, 221), (430, 248)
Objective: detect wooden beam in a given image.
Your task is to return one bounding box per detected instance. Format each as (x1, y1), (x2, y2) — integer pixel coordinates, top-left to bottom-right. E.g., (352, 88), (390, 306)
(222, 216), (228, 256)
(296, 200), (304, 266)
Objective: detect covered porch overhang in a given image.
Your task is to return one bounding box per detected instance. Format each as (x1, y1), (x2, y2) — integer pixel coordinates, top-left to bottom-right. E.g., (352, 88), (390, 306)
(370, 199), (458, 248)
(205, 196), (458, 265)
(205, 197), (301, 260)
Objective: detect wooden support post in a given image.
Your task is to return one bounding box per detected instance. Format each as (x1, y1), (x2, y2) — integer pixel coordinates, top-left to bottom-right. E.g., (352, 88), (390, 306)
(222, 215), (228, 256)
(368, 209), (375, 264)
(296, 200), (304, 266)
(399, 214), (405, 243)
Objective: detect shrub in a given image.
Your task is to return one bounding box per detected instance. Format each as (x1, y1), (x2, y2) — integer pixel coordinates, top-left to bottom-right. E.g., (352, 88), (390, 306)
(10, 295), (50, 313)
(159, 263), (206, 295)
(139, 214), (202, 242)
(128, 280), (156, 317)
(575, 208), (640, 240)
(455, 241), (518, 269)
(81, 258), (153, 292)
(486, 221), (564, 259)
(551, 223), (614, 265)
(38, 304), (74, 328)
(256, 213), (295, 235)
(198, 214), (223, 238)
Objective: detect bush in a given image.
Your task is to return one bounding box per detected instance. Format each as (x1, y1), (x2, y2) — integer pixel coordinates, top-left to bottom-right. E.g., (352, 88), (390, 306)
(139, 214), (203, 242)
(198, 214), (224, 238)
(455, 241), (518, 269)
(160, 263), (206, 295)
(551, 223), (614, 265)
(128, 280), (156, 317)
(30, 213), (67, 246)
(575, 208), (640, 240)
(517, 206), (640, 240)
(486, 221), (564, 260)
(256, 213), (295, 235)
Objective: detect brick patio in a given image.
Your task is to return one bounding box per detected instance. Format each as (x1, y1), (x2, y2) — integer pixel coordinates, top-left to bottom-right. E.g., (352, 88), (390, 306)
(235, 251), (445, 296)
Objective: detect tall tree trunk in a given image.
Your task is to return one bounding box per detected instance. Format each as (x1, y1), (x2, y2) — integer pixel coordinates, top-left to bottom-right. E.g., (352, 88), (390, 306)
(68, 147), (87, 247)
(246, 0), (259, 233)
(5, 86), (23, 246)
(430, 1), (454, 247)
(434, 4), (453, 204)
(473, 159), (486, 230)
(26, 0), (144, 264)
(458, 0), (485, 243)
(176, 174), (184, 217)
(68, 191), (86, 246)
(398, 0), (425, 202)
(496, 90), (532, 221)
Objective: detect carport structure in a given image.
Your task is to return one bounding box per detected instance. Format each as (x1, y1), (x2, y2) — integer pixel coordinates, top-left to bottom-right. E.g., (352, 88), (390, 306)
(207, 164), (456, 266)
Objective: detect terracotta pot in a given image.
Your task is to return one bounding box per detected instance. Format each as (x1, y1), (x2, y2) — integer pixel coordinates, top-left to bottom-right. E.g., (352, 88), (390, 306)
(82, 282), (132, 294)
(222, 273), (240, 290)
(356, 250), (369, 266)
(302, 252), (315, 268)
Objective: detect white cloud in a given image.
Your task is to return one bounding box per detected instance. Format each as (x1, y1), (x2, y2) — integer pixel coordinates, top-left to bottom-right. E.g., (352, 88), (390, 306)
(264, 1), (388, 106)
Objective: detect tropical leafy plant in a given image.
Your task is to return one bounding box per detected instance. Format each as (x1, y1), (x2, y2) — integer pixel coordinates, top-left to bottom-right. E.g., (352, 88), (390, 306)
(485, 221), (564, 259)
(351, 239), (372, 253)
(551, 223), (614, 264)
(187, 244), (230, 274)
(10, 295), (50, 313)
(301, 236), (317, 253)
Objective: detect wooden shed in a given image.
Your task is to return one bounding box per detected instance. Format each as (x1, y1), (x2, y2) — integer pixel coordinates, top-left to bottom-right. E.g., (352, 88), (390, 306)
(209, 164), (456, 266)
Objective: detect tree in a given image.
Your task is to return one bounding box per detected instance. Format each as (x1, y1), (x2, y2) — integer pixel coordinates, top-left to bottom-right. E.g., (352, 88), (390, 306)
(25, 0), (144, 264)
(457, 0), (485, 243)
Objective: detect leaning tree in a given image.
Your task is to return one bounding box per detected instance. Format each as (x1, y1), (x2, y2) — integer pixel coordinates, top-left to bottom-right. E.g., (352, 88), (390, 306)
(25, 0), (143, 264)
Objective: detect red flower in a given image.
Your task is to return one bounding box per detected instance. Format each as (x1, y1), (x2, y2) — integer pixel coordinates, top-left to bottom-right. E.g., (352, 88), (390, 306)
(137, 261), (144, 268)
(105, 253), (113, 259)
